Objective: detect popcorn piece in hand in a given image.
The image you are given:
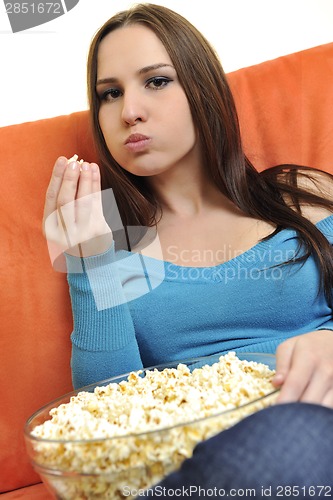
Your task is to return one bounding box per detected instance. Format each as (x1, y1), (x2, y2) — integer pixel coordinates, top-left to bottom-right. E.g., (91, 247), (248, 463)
(67, 154), (84, 170)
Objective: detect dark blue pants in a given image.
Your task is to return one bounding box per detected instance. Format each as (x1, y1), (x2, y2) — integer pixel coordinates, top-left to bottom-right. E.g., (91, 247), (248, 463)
(140, 403), (333, 499)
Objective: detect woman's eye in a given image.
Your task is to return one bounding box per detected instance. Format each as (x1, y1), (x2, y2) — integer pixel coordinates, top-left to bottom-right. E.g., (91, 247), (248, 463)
(100, 88), (122, 102)
(146, 77), (171, 90)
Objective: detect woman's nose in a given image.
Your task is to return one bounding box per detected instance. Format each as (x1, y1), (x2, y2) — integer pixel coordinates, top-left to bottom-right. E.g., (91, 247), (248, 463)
(121, 90), (147, 125)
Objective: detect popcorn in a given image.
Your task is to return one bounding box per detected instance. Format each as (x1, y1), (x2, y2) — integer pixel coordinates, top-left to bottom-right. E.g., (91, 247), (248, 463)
(67, 154), (84, 165)
(67, 154), (84, 172)
(30, 352), (278, 499)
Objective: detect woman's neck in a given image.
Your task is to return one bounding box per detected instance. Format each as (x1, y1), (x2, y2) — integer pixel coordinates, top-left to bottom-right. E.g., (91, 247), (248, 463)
(148, 163), (235, 218)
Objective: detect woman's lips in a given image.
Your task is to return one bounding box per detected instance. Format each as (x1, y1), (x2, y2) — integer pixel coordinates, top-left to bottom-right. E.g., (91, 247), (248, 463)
(124, 133), (151, 152)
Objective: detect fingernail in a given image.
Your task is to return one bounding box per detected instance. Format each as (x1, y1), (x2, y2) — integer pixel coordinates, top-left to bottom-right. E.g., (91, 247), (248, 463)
(69, 161), (78, 170)
(81, 162), (90, 171)
(272, 373), (284, 386)
(57, 157), (67, 167)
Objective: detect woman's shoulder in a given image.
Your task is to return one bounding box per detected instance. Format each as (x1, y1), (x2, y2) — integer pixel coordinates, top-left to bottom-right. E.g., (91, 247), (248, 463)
(278, 168), (333, 225)
(298, 170), (333, 224)
(303, 206), (333, 225)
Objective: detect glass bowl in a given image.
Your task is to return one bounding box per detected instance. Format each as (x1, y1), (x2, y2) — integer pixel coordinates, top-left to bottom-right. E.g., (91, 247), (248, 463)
(24, 352), (278, 499)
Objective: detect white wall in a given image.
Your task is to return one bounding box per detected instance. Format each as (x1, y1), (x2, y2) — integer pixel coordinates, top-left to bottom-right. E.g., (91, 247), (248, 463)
(1, 0), (332, 128)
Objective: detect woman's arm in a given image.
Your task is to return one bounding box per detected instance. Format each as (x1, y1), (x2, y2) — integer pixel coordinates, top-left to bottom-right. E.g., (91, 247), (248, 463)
(273, 172), (333, 408)
(43, 157), (143, 388)
(273, 329), (333, 408)
(66, 248), (143, 389)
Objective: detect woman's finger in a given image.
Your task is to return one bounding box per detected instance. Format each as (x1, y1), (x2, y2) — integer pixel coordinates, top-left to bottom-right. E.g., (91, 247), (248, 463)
(91, 163), (106, 219)
(57, 160), (81, 227)
(43, 156), (67, 223)
(76, 162), (93, 226)
(322, 388), (333, 409)
(276, 349), (315, 404)
(276, 367), (311, 404)
(300, 367), (332, 405)
(76, 163), (93, 199)
(91, 163), (101, 194)
(272, 337), (295, 388)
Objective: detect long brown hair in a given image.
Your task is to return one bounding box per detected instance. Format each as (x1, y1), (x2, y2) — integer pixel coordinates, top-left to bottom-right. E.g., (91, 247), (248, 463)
(87, 3), (333, 304)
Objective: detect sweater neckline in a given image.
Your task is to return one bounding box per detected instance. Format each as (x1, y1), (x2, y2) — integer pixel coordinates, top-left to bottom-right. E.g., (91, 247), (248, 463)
(118, 214), (333, 280)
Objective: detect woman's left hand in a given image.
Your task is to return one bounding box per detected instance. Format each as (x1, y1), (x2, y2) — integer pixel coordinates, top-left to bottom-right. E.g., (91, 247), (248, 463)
(272, 330), (333, 408)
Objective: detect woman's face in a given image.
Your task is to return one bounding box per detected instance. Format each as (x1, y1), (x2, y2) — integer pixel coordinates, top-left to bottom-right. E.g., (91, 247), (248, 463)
(96, 24), (200, 177)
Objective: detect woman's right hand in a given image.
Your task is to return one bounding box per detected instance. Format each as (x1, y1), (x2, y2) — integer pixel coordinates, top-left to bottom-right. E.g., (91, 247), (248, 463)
(43, 156), (113, 258)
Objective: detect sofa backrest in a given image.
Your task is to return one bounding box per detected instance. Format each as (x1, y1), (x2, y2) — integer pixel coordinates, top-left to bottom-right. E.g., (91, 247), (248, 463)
(1, 42), (333, 494)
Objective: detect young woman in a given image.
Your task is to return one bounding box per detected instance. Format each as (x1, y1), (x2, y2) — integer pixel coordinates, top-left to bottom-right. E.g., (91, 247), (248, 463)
(43, 4), (333, 492)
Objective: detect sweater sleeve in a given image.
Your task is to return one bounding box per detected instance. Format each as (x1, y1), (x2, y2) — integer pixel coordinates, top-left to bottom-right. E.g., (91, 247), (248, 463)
(315, 321), (333, 332)
(66, 245), (143, 389)
(314, 217), (333, 331)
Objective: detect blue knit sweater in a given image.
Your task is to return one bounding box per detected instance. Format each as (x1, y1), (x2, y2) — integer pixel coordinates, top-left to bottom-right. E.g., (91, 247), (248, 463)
(67, 216), (333, 389)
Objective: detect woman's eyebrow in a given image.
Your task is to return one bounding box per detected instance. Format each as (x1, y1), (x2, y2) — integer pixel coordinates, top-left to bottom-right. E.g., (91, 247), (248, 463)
(96, 77), (117, 87)
(138, 63), (174, 75)
(96, 63), (174, 87)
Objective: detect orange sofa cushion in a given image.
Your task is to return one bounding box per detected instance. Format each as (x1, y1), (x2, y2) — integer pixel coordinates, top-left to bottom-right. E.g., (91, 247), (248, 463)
(1, 42), (333, 496)
(0, 112), (97, 495)
(1, 483), (52, 499)
(230, 42), (333, 173)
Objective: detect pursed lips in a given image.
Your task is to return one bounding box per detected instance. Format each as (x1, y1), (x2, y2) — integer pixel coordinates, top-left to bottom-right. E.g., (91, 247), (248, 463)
(124, 133), (151, 152)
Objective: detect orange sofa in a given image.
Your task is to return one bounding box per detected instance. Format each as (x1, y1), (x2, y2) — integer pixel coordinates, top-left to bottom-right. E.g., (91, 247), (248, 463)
(1, 42), (333, 498)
